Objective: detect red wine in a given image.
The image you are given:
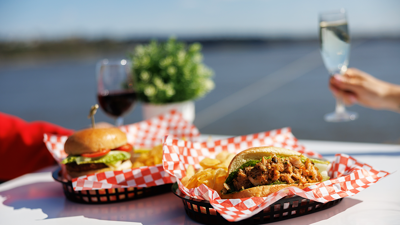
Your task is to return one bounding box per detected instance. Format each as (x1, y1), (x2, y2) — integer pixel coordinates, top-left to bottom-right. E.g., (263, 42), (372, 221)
(97, 91), (137, 118)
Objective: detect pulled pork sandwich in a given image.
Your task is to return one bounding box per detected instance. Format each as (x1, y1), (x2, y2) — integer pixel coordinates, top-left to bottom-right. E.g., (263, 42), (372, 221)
(61, 127), (133, 178)
(221, 146), (330, 198)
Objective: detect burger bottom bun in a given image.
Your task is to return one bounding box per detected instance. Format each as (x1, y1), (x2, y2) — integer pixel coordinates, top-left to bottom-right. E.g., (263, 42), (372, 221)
(67, 160), (132, 178)
(221, 183), (315, 199)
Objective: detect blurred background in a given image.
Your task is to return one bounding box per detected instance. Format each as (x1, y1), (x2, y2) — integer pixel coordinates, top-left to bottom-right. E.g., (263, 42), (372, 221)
(0, 0), (399, 143)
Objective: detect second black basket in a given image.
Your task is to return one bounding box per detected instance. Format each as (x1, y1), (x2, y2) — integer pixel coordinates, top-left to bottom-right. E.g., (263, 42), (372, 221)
(172, 183), (342, 225)
(52, 166), (172, 204)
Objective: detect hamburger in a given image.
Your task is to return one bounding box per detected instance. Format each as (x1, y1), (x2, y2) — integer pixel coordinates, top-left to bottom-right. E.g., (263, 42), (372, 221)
(61, 127), (133, 178)
(220, 146), (330, 198)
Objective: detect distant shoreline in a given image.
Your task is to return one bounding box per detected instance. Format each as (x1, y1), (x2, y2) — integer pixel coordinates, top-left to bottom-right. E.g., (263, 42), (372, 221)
(1, 37), (398, 67)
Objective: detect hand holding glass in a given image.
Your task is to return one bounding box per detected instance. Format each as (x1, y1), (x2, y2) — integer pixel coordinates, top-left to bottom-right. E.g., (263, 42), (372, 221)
(96, 59), (137, 126)
(319, 9), (358, 122)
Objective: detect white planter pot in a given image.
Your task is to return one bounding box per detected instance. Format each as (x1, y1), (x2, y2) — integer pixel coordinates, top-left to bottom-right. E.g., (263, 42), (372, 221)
(142, 101), (195, 123)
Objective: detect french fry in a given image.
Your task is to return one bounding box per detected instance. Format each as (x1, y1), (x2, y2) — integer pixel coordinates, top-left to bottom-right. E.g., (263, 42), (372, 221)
(132, 144), (163, 167)
(132, 161), (145, 168)
(134, 149), (152, 154)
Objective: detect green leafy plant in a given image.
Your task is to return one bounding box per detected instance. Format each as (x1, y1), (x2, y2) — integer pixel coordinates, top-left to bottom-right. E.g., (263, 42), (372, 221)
(129, 37), (214, 104)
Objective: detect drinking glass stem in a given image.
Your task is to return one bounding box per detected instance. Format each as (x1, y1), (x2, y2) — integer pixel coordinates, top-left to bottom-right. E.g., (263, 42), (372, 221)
(115, 117), (124, 127)
(334, 68), (347, 114)
(335, 98), (346, 114)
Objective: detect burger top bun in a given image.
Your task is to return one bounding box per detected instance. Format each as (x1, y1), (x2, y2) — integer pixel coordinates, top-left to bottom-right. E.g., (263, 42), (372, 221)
(64, 127), (127, 155)
(228, 146), (302, 174)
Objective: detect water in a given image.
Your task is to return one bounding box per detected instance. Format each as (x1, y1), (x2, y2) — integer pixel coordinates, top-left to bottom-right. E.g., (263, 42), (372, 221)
(1, 39), (400, 144)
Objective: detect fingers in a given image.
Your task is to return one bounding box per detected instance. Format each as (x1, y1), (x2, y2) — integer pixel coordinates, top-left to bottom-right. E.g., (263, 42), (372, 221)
(345, 67), (372, 79)
(331, 67), (371, 89)
(330, 74), (362, 92)
(344, 68), (362, 78)
(329, 83), (358, 106)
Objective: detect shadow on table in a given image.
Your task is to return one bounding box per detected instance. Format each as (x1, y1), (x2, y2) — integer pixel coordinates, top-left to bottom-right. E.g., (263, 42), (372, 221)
(0, 181), (362, 225)
(268, 198), (362, 225)
(182, 198), (363, 225)
(0, 181), (186, 224)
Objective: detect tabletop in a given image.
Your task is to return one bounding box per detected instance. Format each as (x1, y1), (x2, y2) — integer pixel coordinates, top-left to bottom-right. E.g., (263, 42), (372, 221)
(1, 136), (399, 225)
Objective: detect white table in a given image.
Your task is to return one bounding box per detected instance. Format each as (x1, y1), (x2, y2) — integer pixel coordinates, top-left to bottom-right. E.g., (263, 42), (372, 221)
(1, 137), (399, 225)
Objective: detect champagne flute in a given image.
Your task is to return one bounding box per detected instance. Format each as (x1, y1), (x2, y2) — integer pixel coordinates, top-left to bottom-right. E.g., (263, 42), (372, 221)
(319, 9), (358, 122)
(96, 59), (137, 126)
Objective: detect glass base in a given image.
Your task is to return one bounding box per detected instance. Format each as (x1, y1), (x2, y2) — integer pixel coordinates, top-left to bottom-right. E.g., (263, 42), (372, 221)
(324, 111), (358, 122)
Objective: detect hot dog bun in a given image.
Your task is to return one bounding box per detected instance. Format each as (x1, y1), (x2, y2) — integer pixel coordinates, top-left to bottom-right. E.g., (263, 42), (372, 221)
(221, 183), (314, 198)
(228, 146), (302, 174)
(221, 146), (324, 199)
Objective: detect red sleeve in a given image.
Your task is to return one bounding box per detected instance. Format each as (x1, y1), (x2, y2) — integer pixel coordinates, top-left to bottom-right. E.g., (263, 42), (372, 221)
(0, 112), (74, 181)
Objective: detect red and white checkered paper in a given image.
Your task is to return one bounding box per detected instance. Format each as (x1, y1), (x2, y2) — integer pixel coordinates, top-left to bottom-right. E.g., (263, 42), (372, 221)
(44, 110), (199, 191)
(162, 127), (391, 222)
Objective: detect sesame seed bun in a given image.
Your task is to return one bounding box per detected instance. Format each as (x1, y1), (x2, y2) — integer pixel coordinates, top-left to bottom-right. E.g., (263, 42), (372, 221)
(64, 127), (127, 155)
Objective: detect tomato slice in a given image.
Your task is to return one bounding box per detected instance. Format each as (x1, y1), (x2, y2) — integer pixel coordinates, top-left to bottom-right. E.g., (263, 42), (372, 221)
(81, 149), (110, 158)
(114, 143), (133, 152)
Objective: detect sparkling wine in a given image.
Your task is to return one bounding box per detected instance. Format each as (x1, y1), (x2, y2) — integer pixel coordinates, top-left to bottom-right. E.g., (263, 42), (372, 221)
(319, 20), (350, 75)
(97, 91), (137, 118)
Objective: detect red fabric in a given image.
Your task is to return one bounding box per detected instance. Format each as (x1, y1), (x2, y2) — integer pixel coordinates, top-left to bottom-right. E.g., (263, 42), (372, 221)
(0, 112), (74, 181)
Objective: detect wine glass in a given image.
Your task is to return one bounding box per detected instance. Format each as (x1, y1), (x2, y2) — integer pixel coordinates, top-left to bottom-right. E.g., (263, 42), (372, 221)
(319, 9), (358, 122)
(96, 59), (137, 126)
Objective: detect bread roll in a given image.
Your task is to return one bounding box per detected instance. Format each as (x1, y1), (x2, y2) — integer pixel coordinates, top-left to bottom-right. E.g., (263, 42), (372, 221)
(65, 127), (127, 155)
(221, 146), (322, 199)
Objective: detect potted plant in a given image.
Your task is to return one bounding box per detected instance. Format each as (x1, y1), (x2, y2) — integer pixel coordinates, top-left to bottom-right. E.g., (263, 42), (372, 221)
(129, 37), (214, 123)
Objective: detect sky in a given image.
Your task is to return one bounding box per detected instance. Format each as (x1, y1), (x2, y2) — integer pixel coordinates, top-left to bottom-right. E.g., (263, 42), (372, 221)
(0, 0), (399, 41)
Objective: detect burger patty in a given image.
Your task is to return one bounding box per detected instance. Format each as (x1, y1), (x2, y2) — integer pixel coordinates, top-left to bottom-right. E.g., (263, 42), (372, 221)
(65, 162), (109, 172)
(231, 155), (323, 191)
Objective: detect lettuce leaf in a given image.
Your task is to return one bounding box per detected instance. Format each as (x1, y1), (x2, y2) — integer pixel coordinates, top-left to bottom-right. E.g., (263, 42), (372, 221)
(61, 151), (131, 166)
(310, 158), (330, 165)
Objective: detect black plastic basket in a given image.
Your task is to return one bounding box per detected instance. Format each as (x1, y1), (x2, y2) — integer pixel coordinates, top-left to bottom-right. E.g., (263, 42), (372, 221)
(52, 166), (172, 204)
(172, 183), (342, 225)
